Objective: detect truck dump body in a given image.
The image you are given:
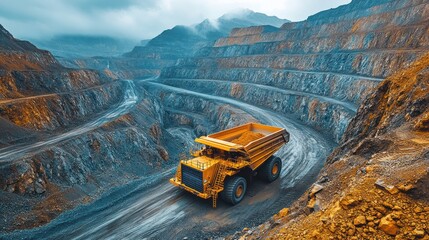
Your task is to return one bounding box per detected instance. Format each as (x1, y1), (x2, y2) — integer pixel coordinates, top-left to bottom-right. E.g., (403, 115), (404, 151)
(196, 123), (289, 170)
(170, 122), (289, 207)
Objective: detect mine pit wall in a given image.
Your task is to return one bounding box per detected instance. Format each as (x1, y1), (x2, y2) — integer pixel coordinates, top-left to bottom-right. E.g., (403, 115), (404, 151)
(164, 109), (214, 138)
(0, 51), (59, 72)
(160, 0), (429, 144)
(1, 127), (163, 195)
(0, 26), (188, 230)
(145, 83), (259, 137)
(0, 69), (112, 99)
(0, 66), (197, 231)
(214, 0), (429, 48)
(57, 56), (170, 80)
(169, 50), (422, 80)
(0, 80), (125, 131)
(0, 85), (179, 220)
(161, 68), (378, 105)
(57, 44), (185, 80)
(158, 78), (354, 142)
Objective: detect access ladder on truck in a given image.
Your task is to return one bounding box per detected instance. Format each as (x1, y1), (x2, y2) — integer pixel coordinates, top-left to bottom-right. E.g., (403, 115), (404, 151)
(211, 163), (227, 207)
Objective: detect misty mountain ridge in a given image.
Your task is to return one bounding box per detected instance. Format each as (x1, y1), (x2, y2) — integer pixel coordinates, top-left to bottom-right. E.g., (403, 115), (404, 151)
(146, 9), (289, 48)
(51, 9), (289, 79)
(31, 9), (288, 59)
(32, 35), (138, 58)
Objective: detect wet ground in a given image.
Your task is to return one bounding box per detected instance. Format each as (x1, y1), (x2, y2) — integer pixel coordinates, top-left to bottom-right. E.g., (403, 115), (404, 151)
(1, 79), (335, 239)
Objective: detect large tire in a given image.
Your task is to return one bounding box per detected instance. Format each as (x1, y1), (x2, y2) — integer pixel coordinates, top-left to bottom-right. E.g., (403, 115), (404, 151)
(221, 176), (247, 205)
(258, 156), (282, 182)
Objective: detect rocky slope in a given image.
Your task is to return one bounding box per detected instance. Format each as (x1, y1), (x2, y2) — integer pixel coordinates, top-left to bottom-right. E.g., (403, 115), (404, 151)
(234, 47), (429, 240)
(160, 0), (429, 143)
(58, 10), (289, 80)
(0, 24), (184, 232)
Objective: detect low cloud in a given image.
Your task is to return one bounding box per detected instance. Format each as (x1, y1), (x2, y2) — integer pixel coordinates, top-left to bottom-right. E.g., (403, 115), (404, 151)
(0, 0), (350, 41)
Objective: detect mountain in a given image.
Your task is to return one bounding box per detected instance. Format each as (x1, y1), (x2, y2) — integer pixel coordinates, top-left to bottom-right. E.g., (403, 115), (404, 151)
(215, 9), (289, 30)
(32, 35), (137, 58)
(57, 10), (289, 79)
(127, 9), (289, 56)
(0, 26), (42, 52)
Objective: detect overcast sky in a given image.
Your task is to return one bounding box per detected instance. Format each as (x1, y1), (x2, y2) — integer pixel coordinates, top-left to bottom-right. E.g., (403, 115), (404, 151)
(0, 0), (351, 41)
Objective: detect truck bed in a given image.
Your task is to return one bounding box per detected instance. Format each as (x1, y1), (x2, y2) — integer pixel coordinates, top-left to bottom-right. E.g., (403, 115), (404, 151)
(195, 122), (289, 169)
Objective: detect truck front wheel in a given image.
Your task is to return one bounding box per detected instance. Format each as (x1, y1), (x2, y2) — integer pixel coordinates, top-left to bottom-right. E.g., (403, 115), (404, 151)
(221, 176), (247, 205)
(258, 156), (282, 182)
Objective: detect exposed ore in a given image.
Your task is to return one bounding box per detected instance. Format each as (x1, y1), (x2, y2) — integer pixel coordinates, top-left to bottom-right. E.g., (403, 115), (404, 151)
(231, 131), (265, 145)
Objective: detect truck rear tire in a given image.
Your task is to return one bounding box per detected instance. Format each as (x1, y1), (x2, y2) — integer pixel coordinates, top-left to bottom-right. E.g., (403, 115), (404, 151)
(221, 176), (247, 205)
(258, 156), (282, 182)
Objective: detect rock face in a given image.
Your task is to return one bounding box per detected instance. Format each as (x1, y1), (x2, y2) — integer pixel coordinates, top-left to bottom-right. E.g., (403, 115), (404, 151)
(329, 47), (429, 162)
(160, 0), (429, 143)
(0, 24), (183, 231)
(58, 10), (289, 80)
(232, 38), (429, 240)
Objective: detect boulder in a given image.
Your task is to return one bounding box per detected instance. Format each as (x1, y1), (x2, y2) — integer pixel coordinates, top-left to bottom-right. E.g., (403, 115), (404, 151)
(379, 214), (399, 236)
(397, 183), (415, 192)
(309, 184), (324, 197)
(414, 206), (423, 213)
(273, 208), (289, 221)
(412, 229), (425, 238)
(374, 206), (387, 214)
(307, 197), (321, 211)
(340, 197), (361, 209)
(375, 179), (399, 194)
(277, 208), (289, 218)
(353, 215), (366, 226)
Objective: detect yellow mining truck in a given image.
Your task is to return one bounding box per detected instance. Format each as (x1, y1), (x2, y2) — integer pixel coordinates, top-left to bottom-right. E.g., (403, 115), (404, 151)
(170, 122), (289, 207)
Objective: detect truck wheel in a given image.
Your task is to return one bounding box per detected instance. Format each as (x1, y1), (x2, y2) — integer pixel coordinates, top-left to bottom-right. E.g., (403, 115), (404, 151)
(258, 156), (282, 182)
(221, 176), (247, 205)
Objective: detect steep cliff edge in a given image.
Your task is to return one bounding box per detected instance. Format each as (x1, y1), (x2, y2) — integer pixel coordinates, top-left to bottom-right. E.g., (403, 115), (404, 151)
(233, 52), (429, 239)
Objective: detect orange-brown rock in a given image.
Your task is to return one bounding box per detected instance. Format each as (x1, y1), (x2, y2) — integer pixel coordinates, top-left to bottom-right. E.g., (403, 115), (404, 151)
(273, 208), (289, 221)
(379, 214), (399, 236)
(353, 215), (366, 226)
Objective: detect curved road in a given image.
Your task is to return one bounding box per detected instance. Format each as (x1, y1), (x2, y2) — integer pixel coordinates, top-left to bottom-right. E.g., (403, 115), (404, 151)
(0, 80), (138, 164)
(3, 81), (335, 239)
(161, 78), (358, 112)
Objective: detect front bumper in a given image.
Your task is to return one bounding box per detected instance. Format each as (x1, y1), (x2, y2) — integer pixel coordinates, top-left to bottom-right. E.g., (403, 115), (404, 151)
(169, 178), (210, 199)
